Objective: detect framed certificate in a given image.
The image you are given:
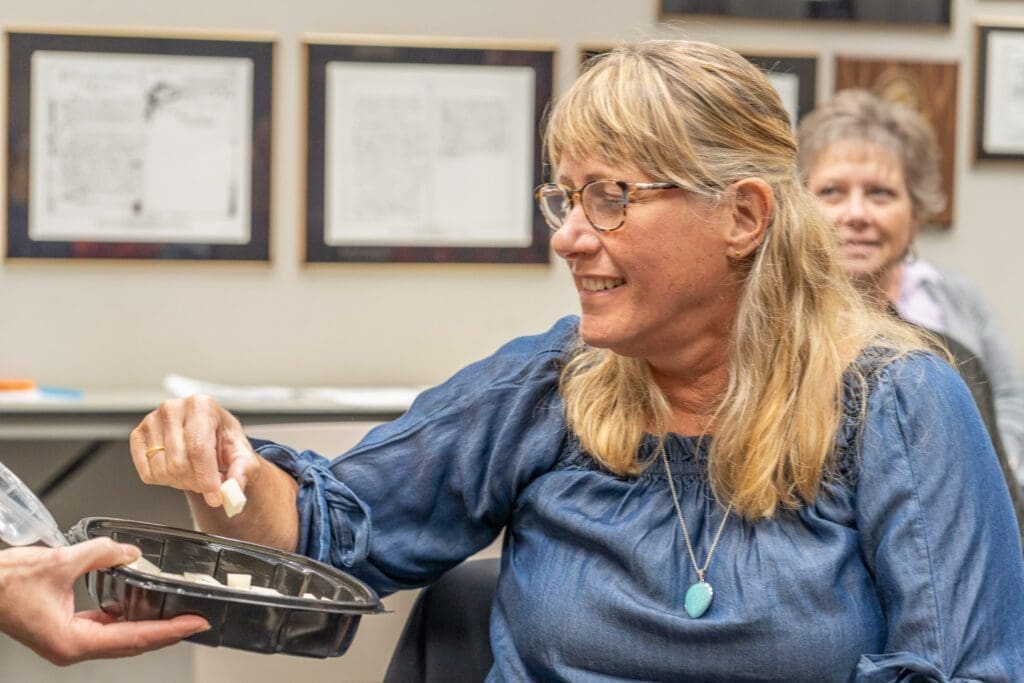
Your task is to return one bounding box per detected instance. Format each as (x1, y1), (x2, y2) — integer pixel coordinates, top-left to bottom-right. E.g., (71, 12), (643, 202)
(304, 36), (554, 264)
(5, 29), (273, 260)
(975, 22), (1024, 161)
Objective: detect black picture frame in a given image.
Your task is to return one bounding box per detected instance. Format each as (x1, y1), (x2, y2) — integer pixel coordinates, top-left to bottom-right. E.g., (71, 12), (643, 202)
(974, 22), (1024, 161)
(304, 38), (554, 264)
(5, 29), (273, 261)
(743, 54), (818, 127)
(659, 1), (953, 26)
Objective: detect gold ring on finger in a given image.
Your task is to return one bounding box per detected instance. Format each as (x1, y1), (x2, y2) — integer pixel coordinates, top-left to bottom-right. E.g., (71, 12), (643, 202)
(145, 445), (166, 458)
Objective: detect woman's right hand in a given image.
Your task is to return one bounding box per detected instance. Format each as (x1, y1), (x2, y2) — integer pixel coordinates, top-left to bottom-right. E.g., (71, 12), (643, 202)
(129, 394), (259, 509)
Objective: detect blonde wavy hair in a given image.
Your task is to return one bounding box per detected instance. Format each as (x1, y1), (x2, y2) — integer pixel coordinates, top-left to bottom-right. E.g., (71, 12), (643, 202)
(548, 41), (929, 520)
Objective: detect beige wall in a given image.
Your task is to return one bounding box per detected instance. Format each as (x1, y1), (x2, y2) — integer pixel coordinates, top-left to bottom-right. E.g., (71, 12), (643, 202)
(1, 0), (1022, 390)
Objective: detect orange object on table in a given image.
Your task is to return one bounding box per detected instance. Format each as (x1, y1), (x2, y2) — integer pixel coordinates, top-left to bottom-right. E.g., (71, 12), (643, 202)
(0, 379), (37, 391)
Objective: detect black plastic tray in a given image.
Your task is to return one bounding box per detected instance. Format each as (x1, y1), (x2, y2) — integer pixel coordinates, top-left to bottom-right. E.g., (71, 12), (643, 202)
(68, 517), (381, 658)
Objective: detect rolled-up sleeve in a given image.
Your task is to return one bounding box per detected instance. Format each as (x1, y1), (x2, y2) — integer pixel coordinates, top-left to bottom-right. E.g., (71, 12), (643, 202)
(251, 442), (371, 567)
(256, 318), (576, 596)
(855, 353), (1024, 681)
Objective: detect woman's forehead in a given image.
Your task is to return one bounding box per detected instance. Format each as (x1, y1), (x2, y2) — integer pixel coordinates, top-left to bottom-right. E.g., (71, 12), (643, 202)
(553, 156), (648, 184)
(812, 139), (904, 177)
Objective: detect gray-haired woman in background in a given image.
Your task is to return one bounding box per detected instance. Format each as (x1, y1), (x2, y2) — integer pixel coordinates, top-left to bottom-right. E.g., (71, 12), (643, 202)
(798, 89), (1024, 498)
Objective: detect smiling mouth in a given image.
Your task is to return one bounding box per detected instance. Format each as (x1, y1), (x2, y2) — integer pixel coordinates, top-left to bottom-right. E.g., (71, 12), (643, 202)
(842, 240), (881, 250)
(580, 277), (626, 292)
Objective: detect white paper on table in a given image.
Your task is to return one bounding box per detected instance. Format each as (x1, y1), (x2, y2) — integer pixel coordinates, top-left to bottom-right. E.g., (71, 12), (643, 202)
(0, 389), (43, 403)
(163, 374), (422, 411)
(298, 387), (422, 411)
(163, 374), (296, 402)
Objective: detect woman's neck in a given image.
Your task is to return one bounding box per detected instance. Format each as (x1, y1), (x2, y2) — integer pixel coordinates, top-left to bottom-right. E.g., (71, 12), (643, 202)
(648, 346), (730, 436)
(878, 262), (904, 304)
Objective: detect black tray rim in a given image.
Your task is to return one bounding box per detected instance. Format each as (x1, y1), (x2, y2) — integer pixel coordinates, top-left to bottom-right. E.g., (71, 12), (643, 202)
(69, 516), (382, 615)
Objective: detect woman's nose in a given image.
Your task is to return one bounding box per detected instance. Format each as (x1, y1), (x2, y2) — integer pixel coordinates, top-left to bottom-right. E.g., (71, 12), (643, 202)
(837, 192), (870, 226)
(550, 203), (601, 260)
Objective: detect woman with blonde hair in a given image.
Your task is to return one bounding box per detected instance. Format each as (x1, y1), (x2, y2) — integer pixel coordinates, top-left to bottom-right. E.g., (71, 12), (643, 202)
(128, 40), (1023, 680)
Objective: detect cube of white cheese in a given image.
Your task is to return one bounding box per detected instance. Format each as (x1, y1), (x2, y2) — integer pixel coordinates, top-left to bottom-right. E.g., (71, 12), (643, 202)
(226, 573), (252, 590)
(220, 478), (247, 518)
(182, 572), (222, 586)
(124, 556), (163, 576)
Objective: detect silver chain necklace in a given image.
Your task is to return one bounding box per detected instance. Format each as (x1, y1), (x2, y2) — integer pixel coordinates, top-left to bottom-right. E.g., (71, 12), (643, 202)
(660, 447), (732, 619)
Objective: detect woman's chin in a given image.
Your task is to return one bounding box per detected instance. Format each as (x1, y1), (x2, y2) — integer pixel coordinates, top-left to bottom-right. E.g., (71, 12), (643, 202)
(578, 319), (621, 350)
(842, 258), (886, 284)
(579, 325), (646, 357)
(578, 328), (611, 350)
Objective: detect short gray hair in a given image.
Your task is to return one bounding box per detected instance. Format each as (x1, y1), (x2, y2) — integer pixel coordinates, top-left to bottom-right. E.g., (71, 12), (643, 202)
(796, 89), (946, 223)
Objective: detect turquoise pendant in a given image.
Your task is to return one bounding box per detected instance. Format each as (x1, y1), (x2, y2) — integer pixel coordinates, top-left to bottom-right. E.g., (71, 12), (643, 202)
(684, 581), (714, 618)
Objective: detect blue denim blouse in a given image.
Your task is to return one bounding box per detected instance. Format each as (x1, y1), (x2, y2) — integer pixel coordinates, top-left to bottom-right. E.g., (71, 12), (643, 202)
(257, 316), (1024, 681)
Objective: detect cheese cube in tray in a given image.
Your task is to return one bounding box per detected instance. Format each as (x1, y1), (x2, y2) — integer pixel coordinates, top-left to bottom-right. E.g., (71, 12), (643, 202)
(68, 517), (381, 658)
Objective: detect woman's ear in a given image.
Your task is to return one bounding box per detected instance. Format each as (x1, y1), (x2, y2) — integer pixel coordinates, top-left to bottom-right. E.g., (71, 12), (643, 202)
(725, 178), (773, 259)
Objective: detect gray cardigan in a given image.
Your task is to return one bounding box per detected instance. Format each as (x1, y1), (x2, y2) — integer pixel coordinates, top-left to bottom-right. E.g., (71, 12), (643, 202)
(915, 268), (1024, 491)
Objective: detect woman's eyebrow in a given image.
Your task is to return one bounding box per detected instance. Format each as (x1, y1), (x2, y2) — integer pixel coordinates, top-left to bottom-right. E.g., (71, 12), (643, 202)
(555, 172), (613, 187)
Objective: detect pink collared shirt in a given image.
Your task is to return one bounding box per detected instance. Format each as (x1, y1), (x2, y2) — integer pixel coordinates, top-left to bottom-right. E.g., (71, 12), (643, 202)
(894, 259), (946, 333)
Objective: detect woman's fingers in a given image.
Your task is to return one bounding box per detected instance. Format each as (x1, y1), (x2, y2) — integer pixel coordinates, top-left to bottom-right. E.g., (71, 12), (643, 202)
(222, 428), (259, 491)
(55, 539), (140, 579)
(59, 613), (210, 664)
(180, 395), (228, 498)
(128, 416), (158, 484)
(130, 395), (247, 498)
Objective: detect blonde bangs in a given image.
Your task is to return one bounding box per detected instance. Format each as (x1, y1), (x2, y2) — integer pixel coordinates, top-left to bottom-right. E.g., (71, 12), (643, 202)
(544, 42), (797, 199)
(544, 49), (704, 187)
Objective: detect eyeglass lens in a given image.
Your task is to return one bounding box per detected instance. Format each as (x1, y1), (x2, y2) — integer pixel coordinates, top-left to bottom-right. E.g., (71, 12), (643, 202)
(538, 181), (626, 232)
